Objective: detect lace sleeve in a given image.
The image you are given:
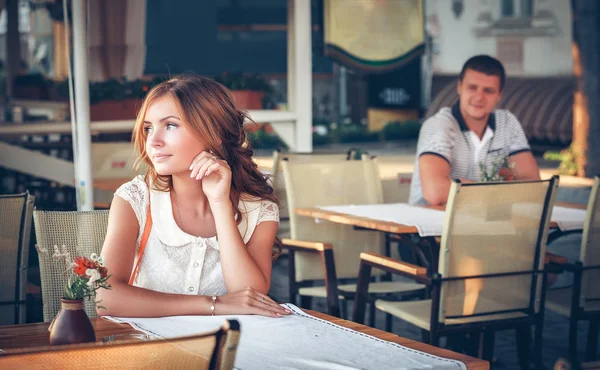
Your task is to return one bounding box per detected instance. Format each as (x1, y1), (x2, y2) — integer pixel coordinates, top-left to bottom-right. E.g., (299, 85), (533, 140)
(114, 177), (149, 232)
(258, 200), (279, 225)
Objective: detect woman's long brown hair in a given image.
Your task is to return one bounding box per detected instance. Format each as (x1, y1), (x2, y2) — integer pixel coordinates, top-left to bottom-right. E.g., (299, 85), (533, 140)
(132, 75), (281, 257)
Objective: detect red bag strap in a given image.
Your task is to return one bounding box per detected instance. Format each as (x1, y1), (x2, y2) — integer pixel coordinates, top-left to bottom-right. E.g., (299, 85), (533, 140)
(129, 203), (152, 285)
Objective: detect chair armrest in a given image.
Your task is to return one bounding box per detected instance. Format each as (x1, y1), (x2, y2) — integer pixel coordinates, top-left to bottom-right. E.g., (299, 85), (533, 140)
(282, 238), (341, 317)
(560, 262), (582, 273)
(545, 252), (568, 266)
(359, 252), (430, 284)
(281, 238), (333, 253)
(545, 252), (569, 274)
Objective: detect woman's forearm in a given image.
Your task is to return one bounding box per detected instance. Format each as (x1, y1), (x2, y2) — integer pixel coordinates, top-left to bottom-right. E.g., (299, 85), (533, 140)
(96, 281), (211, 317)
(211, 202), (269, 293)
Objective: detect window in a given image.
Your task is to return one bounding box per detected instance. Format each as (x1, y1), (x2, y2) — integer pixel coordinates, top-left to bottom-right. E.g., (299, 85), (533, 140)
(520, 0), (533, 18)
(501, 0), (533, 18)
(501, 0), (514, 17)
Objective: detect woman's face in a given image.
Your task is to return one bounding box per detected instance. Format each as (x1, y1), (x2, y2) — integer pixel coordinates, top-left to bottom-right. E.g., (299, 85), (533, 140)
(143, 96), (207, 176)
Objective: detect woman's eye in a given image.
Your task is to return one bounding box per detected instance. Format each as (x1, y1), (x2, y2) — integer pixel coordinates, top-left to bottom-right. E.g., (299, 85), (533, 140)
(166, 123), (178, 130)
(144, 126), (153, 134)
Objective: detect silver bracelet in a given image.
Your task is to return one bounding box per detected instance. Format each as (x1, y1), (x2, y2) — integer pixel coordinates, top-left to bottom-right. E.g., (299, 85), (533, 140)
(210, 295), (217, 316)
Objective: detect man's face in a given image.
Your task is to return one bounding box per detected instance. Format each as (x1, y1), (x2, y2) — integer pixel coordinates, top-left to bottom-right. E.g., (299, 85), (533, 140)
(457, 69), (503, 121)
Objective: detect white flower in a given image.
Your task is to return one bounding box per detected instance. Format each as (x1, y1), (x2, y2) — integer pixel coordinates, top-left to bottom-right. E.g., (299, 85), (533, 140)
(88, 253), (105, 266)
(86, 268), (101, 287)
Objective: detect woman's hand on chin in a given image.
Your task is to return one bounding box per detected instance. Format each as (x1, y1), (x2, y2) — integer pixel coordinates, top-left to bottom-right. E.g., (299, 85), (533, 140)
(189, 151), (232, 203)
(214, 287), (292, 317)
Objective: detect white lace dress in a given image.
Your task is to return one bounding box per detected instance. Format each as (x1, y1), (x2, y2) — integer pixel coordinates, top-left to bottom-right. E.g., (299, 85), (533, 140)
(115, 176), (279, 297)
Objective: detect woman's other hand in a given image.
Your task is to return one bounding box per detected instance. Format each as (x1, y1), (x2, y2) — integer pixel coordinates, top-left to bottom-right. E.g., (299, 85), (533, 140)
(215, 286), (292, 317)
(189, 151), (232, 203)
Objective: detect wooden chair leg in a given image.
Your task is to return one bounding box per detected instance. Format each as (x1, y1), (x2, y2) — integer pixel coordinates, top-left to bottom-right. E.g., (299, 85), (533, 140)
(368, 300), (376, 328)
(352, 260), (371, 324)
(516, 326), (532, 370)
(586, 318), (600, 361)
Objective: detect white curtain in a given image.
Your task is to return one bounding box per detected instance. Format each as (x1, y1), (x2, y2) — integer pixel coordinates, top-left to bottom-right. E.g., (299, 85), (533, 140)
(88, 0), (146, 81)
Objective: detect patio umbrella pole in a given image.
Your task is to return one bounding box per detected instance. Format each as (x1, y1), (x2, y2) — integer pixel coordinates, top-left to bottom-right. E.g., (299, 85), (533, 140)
(71, 0), (94, 211)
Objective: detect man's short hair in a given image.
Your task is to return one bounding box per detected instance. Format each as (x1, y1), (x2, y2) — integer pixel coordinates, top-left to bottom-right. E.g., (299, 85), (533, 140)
(459, 55), (506, 91)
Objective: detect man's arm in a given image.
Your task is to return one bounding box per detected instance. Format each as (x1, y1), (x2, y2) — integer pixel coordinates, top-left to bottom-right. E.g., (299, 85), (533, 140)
(504, 111), (541, 181)
(419, 154), (452, 205)
(508, 151), (541, 180)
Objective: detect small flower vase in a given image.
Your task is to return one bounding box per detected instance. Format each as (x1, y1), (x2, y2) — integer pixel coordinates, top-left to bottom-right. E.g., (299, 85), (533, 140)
(48, 298), (96, 345)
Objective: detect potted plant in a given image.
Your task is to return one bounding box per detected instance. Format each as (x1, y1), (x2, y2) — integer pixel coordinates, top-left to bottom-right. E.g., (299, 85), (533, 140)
(55, 77), (163, 121)
(214, 72), (273, 110)
(87, 77), (162, 121)
(46, 247), (111, 345)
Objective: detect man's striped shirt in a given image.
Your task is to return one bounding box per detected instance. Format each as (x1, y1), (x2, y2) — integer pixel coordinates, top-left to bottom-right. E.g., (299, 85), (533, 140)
(408, 101), (531, 205)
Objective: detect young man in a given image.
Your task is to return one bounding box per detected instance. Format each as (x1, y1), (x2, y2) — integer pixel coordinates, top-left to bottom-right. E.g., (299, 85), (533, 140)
(409, 55), (540, 205)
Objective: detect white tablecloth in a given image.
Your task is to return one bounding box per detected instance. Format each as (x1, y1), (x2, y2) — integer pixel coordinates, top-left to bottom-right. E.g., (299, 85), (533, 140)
(551, 206), (587, 231)
(104, 304), (466, 370)
(320, 204), (446, 237)
(318, 203), (586, 237)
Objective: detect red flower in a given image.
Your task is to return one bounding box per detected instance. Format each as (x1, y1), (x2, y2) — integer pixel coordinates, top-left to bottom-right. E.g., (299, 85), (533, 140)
(72, 256), (100, 277)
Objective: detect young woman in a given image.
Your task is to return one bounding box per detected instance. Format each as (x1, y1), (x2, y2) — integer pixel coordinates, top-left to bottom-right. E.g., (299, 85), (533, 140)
(97, 75), (289, 318)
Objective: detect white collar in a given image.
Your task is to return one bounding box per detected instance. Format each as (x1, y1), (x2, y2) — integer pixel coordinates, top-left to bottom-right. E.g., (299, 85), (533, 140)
(468, 126), (494, 164)
(149, 188), (262, 246)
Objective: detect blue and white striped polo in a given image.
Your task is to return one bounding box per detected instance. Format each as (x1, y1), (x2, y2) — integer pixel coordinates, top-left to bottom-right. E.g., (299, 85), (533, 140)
(408, 101), (531, 205)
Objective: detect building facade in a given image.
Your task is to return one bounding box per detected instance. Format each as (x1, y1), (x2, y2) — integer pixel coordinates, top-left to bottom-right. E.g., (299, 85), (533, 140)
(426, 0), (573, 76)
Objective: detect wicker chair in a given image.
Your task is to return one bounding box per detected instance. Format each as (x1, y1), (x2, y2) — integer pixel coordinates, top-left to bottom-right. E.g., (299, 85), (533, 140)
(33, 210), (109, 322)
(0, 319), (240, 370)
(0, 192), (35, 325)
(353, 177), (559, 369)
(281, 159), (424, 319)
(546, 176), (600, 362)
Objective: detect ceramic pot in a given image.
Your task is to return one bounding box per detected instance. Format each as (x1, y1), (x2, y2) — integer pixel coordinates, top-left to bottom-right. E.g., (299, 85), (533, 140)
(48, 298), (96, 345)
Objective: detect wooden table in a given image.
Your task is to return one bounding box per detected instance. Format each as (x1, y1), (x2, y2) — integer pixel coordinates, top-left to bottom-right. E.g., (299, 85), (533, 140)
(295, 202), (587, 235)
(0, 311), (488, 369)
(295, 202), (585, 272)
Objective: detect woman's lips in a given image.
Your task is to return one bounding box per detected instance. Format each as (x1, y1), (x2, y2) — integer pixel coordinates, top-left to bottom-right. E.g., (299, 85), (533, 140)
(153, 154), (171, 162)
